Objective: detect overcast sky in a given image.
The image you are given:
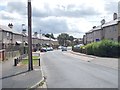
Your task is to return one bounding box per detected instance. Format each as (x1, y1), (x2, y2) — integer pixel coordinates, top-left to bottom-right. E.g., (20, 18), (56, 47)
(0, 0), (119, 38)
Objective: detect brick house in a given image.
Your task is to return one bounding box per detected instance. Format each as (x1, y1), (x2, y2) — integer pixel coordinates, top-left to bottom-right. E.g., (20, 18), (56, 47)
(0, 25), (12, 61)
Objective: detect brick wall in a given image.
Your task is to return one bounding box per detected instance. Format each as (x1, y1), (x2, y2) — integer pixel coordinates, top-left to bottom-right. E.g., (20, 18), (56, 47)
(0, 50), (5, 61)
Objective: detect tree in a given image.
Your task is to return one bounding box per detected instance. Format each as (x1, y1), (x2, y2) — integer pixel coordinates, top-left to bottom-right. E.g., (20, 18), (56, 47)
(45, 34), (51, 38)
(57, 33), (74, 46)
(69, 36), (74, 46)
(51, 33), (55, 39)
(69, 36), (74, 42)
(44, 33), (55, 39)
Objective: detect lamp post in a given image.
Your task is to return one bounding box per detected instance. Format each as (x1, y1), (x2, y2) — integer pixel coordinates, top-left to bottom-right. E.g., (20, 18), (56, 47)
(39, 29), (41, 66)
(39, 30), (41, 49)
(28, 0), (33, 71)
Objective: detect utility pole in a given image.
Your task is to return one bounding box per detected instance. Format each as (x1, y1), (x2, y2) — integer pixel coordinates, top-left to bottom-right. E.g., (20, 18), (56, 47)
(49, 33), (51, 47)
(28, 0), (33, 71)
(40, 30), (41, 48)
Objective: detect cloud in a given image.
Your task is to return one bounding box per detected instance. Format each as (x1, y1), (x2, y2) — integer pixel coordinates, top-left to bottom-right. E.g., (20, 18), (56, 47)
(5, 1), (101, 18)
(0, 10), (22, 21)
(33, 17), (69, 34)
(7, 1), (27, 15)
(33, 4), (101, 18)
(32, 16), (91, 35)
(0, 0), (118, 38)
(1, 13), (14, 20)
(105, 1), (118, 14)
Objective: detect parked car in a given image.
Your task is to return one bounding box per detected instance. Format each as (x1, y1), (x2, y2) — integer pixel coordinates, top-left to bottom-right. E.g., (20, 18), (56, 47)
(74, 44), (83, 48)
(62, 47), (67, 51)
(40, 47), (47, 52)
(58, 46), (63, 49)
(33, 48), (37, 52)
(46, 47), (53, 51)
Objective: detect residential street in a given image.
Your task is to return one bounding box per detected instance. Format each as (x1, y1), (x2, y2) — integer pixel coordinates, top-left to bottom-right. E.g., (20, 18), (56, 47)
(41, 50), (118, 88)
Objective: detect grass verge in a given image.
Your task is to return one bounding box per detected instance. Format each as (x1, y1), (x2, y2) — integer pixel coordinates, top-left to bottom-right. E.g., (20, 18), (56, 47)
(21, 56), (40, 66)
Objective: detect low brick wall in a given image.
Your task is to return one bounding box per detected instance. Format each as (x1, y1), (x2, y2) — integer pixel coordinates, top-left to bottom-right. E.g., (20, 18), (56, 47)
(5, 51), (20, 60)
(0, 49), (5, 61)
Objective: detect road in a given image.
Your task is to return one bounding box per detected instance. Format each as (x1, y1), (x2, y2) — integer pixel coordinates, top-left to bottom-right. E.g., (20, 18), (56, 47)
(41, 50), (118, 88)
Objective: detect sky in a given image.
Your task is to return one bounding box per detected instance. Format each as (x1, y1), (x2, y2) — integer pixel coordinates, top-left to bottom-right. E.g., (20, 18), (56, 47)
(0, 0), (119, 38)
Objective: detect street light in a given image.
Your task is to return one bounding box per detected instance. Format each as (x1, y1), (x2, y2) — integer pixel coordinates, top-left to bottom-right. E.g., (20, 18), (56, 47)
(28, 0), (33, 71)
(39, 29), (42, 49)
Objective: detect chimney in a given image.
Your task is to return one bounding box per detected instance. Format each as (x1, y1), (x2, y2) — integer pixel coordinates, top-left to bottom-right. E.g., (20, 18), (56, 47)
(93, 26), (96, 29)
(101, 19), (105, 25)
(34, 32), (38, 37)
(118, 1), (120, 20)
(22, 24), (26, 34)
(8, 23), (13, 29)
(22, 29), (26, 35)
(113, 13), (117, 20)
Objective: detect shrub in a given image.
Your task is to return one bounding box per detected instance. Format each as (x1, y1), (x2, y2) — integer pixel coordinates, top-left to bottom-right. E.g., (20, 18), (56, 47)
(85, 42), (94, 55)
(80, 46), (86, 53)
(72, 40), (120, 57)
(85, 40), (120, 57)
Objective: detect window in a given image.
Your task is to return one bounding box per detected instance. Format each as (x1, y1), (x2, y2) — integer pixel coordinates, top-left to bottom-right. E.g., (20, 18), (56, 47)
(7, 32), (10, 37)
(113, 26), (116, 31)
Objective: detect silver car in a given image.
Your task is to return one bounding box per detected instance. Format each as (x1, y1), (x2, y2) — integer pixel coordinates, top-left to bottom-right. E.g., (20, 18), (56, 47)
(62, 47), (67, 51)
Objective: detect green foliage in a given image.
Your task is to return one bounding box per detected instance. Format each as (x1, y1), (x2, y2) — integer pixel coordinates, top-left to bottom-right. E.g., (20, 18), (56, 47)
(57, 33), (74, 46)
(85, 40), (120, 57)
(44, 33), (55, 39)
(69, 36), (74, 41)
(72, 40), (120, 57)
(21, 56), (40, 65)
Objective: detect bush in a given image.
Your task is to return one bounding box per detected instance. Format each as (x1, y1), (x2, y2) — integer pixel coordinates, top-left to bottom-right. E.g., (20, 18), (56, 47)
(72, 40), (120, 57)
(85, 43), (94, 55)
(85, 40), (120, 57)
(80, 46), (86, 53)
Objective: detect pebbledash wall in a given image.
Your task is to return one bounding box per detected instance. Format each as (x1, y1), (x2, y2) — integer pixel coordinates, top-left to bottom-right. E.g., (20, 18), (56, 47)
(83, 13), (120, 45)
(0, 25), (59, 61)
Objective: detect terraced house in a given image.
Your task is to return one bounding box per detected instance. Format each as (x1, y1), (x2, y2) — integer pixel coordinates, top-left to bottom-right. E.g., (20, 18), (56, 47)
(0, 24), (58, 61)
(83, 13), (120, 45)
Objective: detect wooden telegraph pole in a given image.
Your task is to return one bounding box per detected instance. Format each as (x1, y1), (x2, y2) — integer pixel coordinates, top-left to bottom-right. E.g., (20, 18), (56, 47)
(28, 0), (33, 71)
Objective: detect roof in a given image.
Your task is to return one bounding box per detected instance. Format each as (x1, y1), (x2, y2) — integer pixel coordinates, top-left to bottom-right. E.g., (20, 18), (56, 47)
(13, 31), (22, 35)
(32, 34), (50, 40)
(86, 19), (118, 34)
(50, 38), (58, 41)
(16, 41), (22, 44)
(0, 25), (12, 32)
(40, 35), (50, 40)
(0, 24), (58, 41)
(102, 19), (118, 27)
(40, 35), (58, 41)
(86, 29), (93, 34)
(93, 26), (101, 31)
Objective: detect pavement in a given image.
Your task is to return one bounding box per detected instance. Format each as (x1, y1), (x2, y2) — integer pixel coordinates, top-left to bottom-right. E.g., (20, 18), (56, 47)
(1, 52), (45, 89)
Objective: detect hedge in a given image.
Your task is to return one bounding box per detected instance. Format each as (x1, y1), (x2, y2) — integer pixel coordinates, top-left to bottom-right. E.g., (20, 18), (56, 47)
(72, 40), (120, 58)
(87, 40), (120, 57)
